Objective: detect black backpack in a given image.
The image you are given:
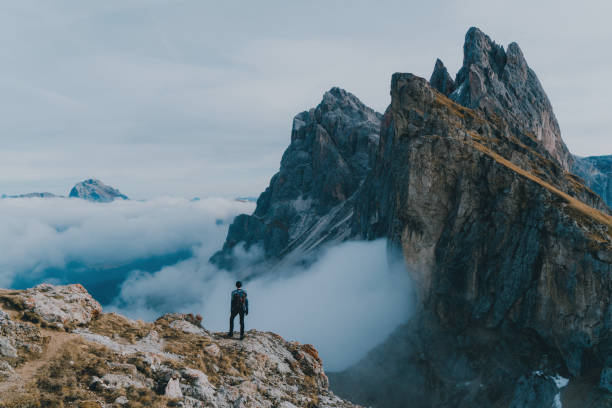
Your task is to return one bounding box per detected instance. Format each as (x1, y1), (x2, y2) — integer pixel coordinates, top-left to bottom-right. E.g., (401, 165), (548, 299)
(232, 289), (246, 311)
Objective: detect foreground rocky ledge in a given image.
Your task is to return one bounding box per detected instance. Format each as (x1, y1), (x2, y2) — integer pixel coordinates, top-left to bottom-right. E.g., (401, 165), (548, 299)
(0, 284), (357, 408)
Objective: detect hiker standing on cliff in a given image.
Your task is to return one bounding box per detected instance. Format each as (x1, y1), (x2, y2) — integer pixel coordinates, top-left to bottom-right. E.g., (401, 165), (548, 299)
(228, 281), (249, 340)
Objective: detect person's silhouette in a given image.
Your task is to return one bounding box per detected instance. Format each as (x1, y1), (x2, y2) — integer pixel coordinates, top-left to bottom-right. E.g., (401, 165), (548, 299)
(228, 281), (248, 340)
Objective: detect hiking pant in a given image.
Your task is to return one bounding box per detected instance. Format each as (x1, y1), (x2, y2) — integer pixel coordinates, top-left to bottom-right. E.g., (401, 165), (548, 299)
(229, 309), (245, 337)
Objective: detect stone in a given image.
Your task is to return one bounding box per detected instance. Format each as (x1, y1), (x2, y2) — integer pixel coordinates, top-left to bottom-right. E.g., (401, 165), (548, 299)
(165, 377), (183, 399)
(0, 336), (17, 358)
(18, 283), (102, 327)
(113, 396), (129, 405)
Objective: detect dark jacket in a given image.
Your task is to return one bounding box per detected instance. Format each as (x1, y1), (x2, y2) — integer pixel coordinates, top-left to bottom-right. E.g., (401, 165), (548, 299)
(231, 288), (248, 313)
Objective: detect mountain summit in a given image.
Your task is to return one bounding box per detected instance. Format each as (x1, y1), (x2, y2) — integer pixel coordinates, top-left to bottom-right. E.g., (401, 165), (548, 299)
(69, 179), (128, 202)
(211, 87), (381, 270)
(432, 27), (573, 171)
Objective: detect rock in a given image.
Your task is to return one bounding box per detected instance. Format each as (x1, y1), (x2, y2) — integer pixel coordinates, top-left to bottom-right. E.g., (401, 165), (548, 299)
(450, 27), (573, 170)
(181, 368), (215, 403)
(0, 337), (17, 358)
(69, 179), (128, 202)
(114, 396), (129, 405)
(332, 69), (612, 408)
(211, 87), (381, 271)
(600, 367), (612, 393)
(98, 373), (147, 390)
(169, 319), (208, 336)
(0, 286), (357, 407)
(165, 377), (183, 399)
(204, 343), (221, 358)
(429, 58), (456, 95)
(20, 283), (102, 326)
(0, 359), (14, 379)
(509, 372), (559, 408)
(572, 155), (612, 208)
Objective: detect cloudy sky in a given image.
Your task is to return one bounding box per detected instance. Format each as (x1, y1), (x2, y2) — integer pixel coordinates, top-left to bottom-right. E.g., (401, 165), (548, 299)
(1, 0), (611, 199)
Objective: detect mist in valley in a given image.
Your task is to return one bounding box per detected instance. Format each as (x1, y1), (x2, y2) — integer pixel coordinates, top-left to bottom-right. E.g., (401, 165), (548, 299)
(0, 196), (413, 371)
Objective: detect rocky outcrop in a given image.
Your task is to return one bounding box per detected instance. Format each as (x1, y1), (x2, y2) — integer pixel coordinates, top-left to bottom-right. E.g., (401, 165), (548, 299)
(446, 27), (573, 171)
(69, 179), (128, 202)
(332, 73), (612, 408)
(0, 285), (357, 408)
(211, 87), (381, 270)
(429, 59), (456, 96)
(572, 155), (612, 208)
(18, 283), (102, 328)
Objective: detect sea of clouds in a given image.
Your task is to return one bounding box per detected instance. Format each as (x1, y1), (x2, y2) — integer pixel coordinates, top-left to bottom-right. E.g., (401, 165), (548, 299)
(0, 196), (412, 371)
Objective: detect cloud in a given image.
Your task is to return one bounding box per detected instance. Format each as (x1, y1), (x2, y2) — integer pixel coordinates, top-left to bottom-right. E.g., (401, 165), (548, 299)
(0, 196), (254, 296)
(1, 195), (413, 370)
(110, 239), (413, 371)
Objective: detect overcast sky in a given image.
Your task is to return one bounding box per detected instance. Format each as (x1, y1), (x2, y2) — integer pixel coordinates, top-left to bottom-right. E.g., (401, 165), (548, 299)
(1, 0), (610, 199)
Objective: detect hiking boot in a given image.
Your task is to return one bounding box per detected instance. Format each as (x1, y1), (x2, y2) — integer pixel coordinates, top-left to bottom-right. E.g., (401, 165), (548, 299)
(226, 333), (233, 338)
(240, 334), (244, 340)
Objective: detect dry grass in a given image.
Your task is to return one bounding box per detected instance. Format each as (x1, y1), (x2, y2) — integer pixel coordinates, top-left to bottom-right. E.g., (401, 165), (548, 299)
(434, 93), (476, 120)
(470, 140), (612, 233)
(87, 313), (151, 343)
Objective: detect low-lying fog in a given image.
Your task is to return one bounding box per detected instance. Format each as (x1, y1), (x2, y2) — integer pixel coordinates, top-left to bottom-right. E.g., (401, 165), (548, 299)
(0, 196), (412, 371)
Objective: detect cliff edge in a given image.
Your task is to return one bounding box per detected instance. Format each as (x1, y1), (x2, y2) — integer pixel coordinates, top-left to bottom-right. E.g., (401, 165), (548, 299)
(0, 284), (356, 408)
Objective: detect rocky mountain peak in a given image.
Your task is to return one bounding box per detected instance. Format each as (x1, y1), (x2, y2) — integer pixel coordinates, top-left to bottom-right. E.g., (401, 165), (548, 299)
(211, 89), (381, 270)
(429, 58), (456, 95)
(69, 179), (128, 202)
(461, 26), (507, 77)
(447, 27), (573, 170)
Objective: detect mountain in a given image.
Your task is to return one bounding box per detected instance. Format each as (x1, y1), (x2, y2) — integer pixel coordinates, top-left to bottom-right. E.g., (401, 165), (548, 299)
(1, 192), (60, 199)
(437, 27), (574, 171)
(211, 87), (381, 271)
(0, 284), (358, 408)
(332, 72), (611, 408)
(213, 27), (612, 407)
(572, 155), (612, 208)
(69, 179), (128, 202)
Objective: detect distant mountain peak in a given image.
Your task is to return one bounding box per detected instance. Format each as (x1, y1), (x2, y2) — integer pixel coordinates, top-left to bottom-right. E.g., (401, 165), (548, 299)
(69, 179), (128, 202)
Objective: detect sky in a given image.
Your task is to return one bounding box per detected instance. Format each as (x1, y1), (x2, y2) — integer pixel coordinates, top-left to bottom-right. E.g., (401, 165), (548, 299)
(1, 0), (611, 199)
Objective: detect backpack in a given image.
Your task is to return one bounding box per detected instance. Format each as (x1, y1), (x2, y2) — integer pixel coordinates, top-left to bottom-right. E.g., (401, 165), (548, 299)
(232, 289), (247, 312)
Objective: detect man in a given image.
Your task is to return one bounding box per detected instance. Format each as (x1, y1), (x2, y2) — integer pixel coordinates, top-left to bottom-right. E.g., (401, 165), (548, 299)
(228, 281), (249, 340)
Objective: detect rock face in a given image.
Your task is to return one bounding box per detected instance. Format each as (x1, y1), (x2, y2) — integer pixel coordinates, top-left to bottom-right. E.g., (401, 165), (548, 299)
(444, 27), (573, 171)
(18, 283), (102, 328)
(572, 155), (612, 208)
(211, 87), (381, 270)
(331, 73), (612, 408)
(69, 179), (128, 202)
(0, 285), (358, 408)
